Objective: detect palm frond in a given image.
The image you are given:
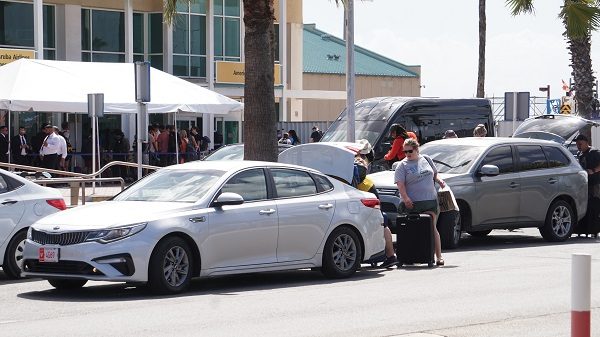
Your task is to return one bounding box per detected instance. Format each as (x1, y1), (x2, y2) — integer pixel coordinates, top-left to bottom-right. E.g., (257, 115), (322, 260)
(163, 0), (179, 25)
(560, 0), (600, 38)
(505, 0), (535, 16)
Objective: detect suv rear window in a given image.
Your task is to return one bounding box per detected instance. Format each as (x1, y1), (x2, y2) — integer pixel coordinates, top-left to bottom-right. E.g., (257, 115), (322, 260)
(517, 145), (548, 171)
(543, 146), (571, 168)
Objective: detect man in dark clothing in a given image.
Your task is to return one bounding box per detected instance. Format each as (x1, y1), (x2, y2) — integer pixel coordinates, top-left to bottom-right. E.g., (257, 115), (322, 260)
(11, 127), (30, 166)
(0, 126), (9, 163)
(575, 134), (600, 235)
(310, 126), (323, 142)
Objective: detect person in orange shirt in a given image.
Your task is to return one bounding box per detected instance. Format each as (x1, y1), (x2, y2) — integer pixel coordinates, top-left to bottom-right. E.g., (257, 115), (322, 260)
(384, 124), (417, 165)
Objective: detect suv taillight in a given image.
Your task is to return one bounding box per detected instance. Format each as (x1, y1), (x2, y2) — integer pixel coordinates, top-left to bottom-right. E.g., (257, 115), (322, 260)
(361, 198), (380, 209)
(46, 199), (67, 211)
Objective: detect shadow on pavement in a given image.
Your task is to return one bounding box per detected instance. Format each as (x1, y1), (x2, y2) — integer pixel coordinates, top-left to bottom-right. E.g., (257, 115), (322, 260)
(17, 268), (386, 302)
(449, 229), (599, 253)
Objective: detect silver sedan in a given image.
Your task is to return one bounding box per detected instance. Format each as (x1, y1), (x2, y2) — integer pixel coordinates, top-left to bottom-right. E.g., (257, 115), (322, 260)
(22, 161), (385, 294)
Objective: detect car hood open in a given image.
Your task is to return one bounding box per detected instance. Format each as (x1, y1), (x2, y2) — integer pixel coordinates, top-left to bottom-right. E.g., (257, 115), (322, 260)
(32, 201), (192, 231)
(513, 115), (599, 143)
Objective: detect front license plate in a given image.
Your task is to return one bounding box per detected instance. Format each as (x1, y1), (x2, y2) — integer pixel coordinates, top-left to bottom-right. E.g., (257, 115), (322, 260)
(38, 247), (59, 263)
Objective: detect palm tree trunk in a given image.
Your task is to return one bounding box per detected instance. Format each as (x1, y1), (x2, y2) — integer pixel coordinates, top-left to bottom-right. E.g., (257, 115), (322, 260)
(476, 0), (486, 98)
(243, 0), (278, 161)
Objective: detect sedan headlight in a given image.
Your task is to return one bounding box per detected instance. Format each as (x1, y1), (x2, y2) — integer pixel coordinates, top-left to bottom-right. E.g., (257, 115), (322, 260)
(85, 223), (147, 244)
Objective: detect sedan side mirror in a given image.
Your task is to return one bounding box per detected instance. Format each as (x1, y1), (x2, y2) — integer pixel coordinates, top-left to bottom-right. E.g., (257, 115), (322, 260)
(479, 164), (500, 176)
(212, 192), (244, 207)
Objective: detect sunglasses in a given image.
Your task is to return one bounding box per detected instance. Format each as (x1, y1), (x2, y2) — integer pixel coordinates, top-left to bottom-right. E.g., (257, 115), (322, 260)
(403, 149), (415, 154)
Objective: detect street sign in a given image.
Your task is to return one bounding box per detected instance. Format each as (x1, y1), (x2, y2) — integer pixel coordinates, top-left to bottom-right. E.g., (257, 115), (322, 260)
(560, 104), (572, 114)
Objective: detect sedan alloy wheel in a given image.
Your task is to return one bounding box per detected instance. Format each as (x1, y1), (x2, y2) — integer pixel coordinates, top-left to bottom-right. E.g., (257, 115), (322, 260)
(322, 227), (362, 278)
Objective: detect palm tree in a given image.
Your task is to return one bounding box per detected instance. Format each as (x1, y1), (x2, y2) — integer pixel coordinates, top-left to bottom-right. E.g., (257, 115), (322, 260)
(164, 0), (278, 162)
(477, 0), (486, 98)
(506, 0), (600, 139)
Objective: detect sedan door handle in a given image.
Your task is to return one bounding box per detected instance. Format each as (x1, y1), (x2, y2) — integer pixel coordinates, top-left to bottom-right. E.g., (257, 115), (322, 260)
(259, 209), (276, 215)
(548, 178), (558, 184)
(189, 216), (206, 223)
(1, 200), (18, 205)
(318, 204), (334, 210)
(509, 182), (520, 188)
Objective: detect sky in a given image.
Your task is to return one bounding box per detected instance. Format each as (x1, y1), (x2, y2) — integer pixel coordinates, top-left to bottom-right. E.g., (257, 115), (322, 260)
(303, 0), (600, 99)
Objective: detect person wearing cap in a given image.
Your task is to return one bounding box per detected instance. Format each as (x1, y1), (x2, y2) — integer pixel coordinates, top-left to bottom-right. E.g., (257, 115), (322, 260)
(39, 123), (60, 169)
(443, 130), (458, 139)
(575, 134), (600, 234)
(310, 126), (323, 142)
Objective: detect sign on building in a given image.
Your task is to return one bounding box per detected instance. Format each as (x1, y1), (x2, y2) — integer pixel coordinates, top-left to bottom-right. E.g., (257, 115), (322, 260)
(216, 61), (281, 85)
(546, 99), (561, 114)
(0, 48), (35, 66)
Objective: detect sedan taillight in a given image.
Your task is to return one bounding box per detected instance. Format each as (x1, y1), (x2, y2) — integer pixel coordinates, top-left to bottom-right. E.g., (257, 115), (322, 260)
(46, 199), (67, 211)
(361, 198), (380, 209)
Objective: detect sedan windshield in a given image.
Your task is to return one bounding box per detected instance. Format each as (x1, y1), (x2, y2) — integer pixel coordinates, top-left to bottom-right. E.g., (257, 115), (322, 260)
(420, 143), (485, 174)
(113, 169), (225, 202)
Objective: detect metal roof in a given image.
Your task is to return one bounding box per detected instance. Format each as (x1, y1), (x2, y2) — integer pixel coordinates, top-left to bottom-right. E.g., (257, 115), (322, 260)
(303, 24), (419, 78)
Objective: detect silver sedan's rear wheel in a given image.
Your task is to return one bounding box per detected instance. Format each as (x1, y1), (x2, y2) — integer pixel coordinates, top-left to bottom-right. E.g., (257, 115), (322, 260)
(148, 237), (193, 294)
(540, 200), (574, 242)
(322, 226), (362, 278)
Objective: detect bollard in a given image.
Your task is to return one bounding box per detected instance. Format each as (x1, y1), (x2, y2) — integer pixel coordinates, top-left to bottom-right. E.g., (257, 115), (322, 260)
(572, 253), (591, 337)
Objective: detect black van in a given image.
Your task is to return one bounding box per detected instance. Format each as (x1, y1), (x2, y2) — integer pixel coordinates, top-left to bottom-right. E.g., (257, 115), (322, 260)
(320, 97), (494, 172)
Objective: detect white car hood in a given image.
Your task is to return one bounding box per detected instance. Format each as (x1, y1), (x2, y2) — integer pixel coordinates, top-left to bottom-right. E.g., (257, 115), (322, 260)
(32, 201), (191, 231)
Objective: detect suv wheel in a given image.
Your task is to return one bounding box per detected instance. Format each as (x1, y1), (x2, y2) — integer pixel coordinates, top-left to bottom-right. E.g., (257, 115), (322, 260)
(540, 200), (574, 242)
(438, 211), (461, 249)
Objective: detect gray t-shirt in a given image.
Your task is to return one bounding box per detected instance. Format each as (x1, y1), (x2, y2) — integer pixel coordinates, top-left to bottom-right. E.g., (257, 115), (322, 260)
(394, 155), (437, 202)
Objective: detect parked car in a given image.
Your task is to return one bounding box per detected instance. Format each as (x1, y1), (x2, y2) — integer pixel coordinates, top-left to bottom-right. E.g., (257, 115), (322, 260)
(0, 169), (66, 279)
(203, 143), (293, 161)
(22, 161), (385, 294)
(513, 114), (599, 155)
(320, 97), (494, 172)
(368, 137), (588, 248)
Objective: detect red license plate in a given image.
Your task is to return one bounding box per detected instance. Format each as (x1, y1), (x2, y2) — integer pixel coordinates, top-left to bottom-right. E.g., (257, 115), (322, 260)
(38, 247), (59, 263)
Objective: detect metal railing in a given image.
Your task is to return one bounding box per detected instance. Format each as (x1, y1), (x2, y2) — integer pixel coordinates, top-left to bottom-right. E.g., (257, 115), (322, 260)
(0, 161), (161, 206)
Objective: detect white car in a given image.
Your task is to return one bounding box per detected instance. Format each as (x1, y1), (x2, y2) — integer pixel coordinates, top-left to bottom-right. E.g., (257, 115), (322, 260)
(23, 161), (385, 294)
(0, 169), (66, 279)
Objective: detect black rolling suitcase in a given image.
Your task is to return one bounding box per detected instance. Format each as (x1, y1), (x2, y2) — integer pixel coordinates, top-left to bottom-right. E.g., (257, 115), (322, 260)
(575, 197), (600, 237)
(395, 213), (435, 268)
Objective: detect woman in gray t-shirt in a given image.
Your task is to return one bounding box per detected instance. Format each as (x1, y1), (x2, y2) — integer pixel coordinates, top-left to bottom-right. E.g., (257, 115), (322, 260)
(394, 138), (446, 266)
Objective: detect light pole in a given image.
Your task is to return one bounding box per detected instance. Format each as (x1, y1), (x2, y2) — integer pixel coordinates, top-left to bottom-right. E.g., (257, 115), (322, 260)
(345, 0), (355, 142)
(539, 85), (550, 100)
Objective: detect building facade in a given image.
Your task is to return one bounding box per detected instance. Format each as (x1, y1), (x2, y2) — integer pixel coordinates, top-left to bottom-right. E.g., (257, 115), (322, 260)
(0, 0), (419, 152)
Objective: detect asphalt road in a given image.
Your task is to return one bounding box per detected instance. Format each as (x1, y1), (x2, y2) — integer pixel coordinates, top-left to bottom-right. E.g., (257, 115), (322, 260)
(1, 228), (599, 337)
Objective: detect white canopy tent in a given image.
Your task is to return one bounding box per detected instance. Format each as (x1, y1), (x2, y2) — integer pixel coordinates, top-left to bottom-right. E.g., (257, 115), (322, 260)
(0, 59), (243, 114)
(0, 59), (243, 177)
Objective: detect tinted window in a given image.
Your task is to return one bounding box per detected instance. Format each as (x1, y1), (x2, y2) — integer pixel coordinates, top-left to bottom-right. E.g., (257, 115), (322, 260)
(221, 169), (267, 202)
(313, 174), (334, 192)
(543, 146), (571, 168)
(480, 146), (514, 174)
(272, 169), (317, 198)
(0, 174), (8, 194)
(517, 145), (548, 171)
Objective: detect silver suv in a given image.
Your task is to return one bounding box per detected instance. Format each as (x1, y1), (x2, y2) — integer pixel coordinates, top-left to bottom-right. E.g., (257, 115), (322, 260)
(369, 137), (588, 248)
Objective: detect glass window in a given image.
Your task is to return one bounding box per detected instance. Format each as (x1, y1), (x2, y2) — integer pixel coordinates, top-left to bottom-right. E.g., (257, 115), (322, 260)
(43, 5), (55, 49)
(313, 174), (334, 192)
(114, 169), (225, 203)
(92, 53), (124, 63)
(543, 146), (571, 168)
(91, 10), (124, 52)
(213, 0), (223, 15)
(173, 55), (189, 76)
(224, 18), (240, 57)
(224, 0), (240, 16)
(214, 16), (223, 57)
(148, 13), (163, 54)
(0, 2), (34, 47)
(150, 54), (163, 70)
(0, 174), (8, 194)
(190, 15), (206, 55)
(81, 52), (91, 61)
(517, 145), (548, 171)
(173, 15), (189, 54)
(480, 146), (514, 174)
(221, 169), (267, 202)
(190, 56), (206, 77)
(43, 49), (55, 60)
(191, 0), (207, 14)
(272, 169), (318, 198)
(133, 13), (143, 54)
(81, 9), (90, 50)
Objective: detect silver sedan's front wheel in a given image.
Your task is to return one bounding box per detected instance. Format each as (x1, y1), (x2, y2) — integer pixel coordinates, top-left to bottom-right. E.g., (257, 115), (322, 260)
(148, 237), (193, 294)
(322, 226), (362, 278)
